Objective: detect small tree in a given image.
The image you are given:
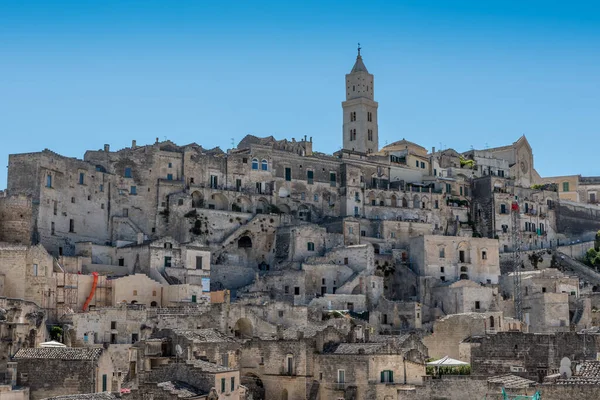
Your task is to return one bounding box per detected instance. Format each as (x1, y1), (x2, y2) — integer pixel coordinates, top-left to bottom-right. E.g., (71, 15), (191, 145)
(50, 326), (63, 341)
(595, 230), (600, 252)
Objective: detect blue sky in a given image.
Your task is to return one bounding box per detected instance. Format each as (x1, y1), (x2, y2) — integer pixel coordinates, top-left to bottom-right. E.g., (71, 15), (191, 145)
(1, 0), (599, 189)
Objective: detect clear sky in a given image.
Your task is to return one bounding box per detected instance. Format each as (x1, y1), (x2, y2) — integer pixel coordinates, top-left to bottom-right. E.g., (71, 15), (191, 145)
(1, 0), (599, 189)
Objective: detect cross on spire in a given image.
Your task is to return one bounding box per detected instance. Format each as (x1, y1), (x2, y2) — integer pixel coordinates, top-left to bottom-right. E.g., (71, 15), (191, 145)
(357, 42), (361, 56)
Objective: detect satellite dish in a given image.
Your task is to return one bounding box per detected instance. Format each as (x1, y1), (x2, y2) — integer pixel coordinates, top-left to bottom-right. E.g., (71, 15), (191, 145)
(559, 357), (572, 379)
(175, 344), (183, 356)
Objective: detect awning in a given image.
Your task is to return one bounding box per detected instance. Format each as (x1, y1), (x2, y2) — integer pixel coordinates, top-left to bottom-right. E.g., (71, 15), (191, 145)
(426, 356), (469, 366)
(40, 340), (66, 348)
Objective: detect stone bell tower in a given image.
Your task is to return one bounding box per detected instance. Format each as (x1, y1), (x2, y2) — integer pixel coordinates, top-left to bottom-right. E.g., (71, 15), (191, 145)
(342, 44), (379, 154)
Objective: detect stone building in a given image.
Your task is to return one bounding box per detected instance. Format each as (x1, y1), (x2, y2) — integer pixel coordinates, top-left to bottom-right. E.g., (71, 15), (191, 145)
(13, 347), (116, 400)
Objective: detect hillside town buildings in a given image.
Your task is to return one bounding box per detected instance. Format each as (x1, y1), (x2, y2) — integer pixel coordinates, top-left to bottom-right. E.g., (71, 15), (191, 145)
(0, 49), (599, 399)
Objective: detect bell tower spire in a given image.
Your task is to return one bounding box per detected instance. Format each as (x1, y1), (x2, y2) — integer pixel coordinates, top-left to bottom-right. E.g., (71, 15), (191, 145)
(342, 45), (379, 154)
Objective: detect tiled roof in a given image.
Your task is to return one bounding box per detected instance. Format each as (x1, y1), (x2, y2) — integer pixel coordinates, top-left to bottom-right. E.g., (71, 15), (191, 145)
(42, 393), (116, 400)
(173, 329), (237, 343)
(488, 374), (537, 389)
(323, 343), (386, 355)
(157, 381), (205, 398)
(14, 347), (103, 360)
(187, 359), (235, 373)
(577, 361), (600, 378)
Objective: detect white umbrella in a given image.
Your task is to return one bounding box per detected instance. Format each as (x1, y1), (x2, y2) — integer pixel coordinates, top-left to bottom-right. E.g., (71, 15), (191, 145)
(40, 340), (66, 348)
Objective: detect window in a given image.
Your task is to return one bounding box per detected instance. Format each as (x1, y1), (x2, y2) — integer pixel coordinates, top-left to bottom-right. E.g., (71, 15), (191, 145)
(69, 219), (74, 233)
(284, 286), (289, 294)
(164, 256), (172, 267)
(111, 321), (117, 329)
(195, 256), (203, 269)
(542, 287), (547, 293)
(46, 174), (52, 188)
(440, 267), (445, 273)
(221, 378), (226, 393)
(475, 301), (481, 310)
(380, 370), (394, 383)
(285, 167), (292, 181)
(367, 129), (373, 141)
(167, 173), (173, 180)
(350, 111), (356, 121)
(79, 172), (85, 185)
(102, 374), (107, 392)
(500, 204), (507, 214)
(278, 310), (284, 317)
(118, 258), (124, 266)
(131, 333), (139, 343)
(563, 182), (570, 192)
(152, 290), (157, 296)
(368, 111), (372, 122)
(330, 172), (336, 186)
(71, 197), (75, 204)
(460, 187), (463, 196)
(164, 242), (172, 249)
(168, 162), (172, 168)
(99, 184), (104, 192)
(439, 248), (445, 258)
(416, 160), (419, 167)
(307, 170), (314, 184)
(446, 183), (452, 193)
(32, 264), (38, 276)
(459, 250), (465, 263)
(348, 227), (353, 234)
(231, 377), (235, 391)
(294, 287), (300, 295)
(242, 157), (248, 164)
(434, 168), (437, 176)
(286, 354), (294, 375)
(130, 186), (137, 195)
(124, 167), (132, 178)
(482, 251), (487, 260)
(314, 194), (319, 202)
(350, 129), (356, 141)
(251, 158), (259, 170)
(337, 369), (345, 384)
(261, 159), (268, 171)
(307, 242), (315, 251)
(421, 161), (425, 169)
(210, 175), (218, 188)
(301, 192), (305, 200)
(355, 192), (360, 201)
(133, 290), (138, 296)
(51, 222), (55, 235)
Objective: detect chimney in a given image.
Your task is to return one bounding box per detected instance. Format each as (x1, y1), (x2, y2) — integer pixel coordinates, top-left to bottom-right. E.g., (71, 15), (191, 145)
(310, 136), (313, 143)
(137, 232), (144, 245)
(304, 135), (307, 142)
(132, 140), (137, 148)
(104, 144), (110, 152)
(432, 146), (436, 154)
(155, 137), (159, 144)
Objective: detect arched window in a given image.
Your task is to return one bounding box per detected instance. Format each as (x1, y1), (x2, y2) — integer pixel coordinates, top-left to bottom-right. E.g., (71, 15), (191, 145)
(489, 316), (495, 328)
(261, 159), (268, 171)
(150, 301), (157, 307)
(251, 158), (259, 170)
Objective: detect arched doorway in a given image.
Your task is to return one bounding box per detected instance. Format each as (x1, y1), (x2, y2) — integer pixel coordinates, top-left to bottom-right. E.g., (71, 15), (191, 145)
(233, 318), (253, 338)
(413, 195), (420, 208)
(281, 389), (288, 400)
(238, 236), (253, 248)
(256, 198), (270, 214)
(242, 373), (265, 400)
(192, 191), (204, 208)
(390, 195), (397, 207)
(402, 197), (408, 207)
(150, 301), (158, 307)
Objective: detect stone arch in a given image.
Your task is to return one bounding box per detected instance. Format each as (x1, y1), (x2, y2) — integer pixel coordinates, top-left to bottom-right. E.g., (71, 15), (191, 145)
(413, 195), (420, 208)
(234, 196), (252, 213)
(402, 197), (408, 208)
(238, 235), (253, 248)
(278, 204), (291, 214)
(367, 191), (377, 206)
(489, 315), (495, 328)
(460, 273), (469, 280)
(352, 285), (362, 295)
(234, 318), (253, 338)
(192, 191), (204, 208)
(376, 193), (386, 207)
(421, 195), (430, 209)
(457, 241), (471, 263)
(256, 198), (270, 214)
(409, 285), (417, 298)
(209, 193), (228, 210)
(390, 194), (398, 207)
(281, 389), (288, 400)
(242, 373), (265, 400)
(150, 301), (158, 307)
